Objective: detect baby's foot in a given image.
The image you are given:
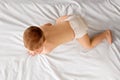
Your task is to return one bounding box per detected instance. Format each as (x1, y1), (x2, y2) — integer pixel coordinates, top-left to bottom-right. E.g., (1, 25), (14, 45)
(105, 30), (112, 44)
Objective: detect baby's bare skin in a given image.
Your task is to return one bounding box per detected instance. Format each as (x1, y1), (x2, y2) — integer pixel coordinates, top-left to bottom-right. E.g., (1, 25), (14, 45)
(28, 16), (75, 55)
(39, 17), (75, 53)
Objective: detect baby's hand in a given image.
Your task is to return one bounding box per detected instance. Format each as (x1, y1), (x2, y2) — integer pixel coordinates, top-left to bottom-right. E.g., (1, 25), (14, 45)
(28, 50), (36, 56)
(27, 46), (49, 56)
(27, 49), (44, 56)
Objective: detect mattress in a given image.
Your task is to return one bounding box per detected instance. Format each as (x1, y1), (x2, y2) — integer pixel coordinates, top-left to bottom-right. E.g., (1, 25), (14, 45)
(0, 0), (120, 80)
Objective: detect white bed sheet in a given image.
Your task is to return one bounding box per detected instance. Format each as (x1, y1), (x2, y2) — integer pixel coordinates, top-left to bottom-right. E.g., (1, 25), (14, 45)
(0, 0), (120, 80)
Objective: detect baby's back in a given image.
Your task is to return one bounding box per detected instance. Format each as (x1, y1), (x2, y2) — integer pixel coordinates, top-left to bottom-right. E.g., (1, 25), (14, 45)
(50, 21), (74, 45)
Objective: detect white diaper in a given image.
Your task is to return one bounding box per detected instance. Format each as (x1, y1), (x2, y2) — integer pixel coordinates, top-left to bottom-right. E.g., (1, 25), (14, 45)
(65, 15), (88, 39)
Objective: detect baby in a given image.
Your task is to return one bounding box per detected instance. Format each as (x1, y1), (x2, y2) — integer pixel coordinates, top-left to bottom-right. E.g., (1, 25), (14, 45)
(23, 15), (112, 56)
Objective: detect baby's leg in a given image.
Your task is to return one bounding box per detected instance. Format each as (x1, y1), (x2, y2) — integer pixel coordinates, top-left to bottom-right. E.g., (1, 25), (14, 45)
(77, 30), (112, 49)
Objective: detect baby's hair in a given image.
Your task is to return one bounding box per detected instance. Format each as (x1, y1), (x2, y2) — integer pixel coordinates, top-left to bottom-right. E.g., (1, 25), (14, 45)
(23, 26), (44, 51)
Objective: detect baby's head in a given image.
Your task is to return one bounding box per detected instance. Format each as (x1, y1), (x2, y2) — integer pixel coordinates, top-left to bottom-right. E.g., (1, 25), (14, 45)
(23, 26), (45, 53)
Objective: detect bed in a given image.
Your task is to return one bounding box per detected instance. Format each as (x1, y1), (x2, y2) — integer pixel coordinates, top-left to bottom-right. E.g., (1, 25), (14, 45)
(0, 0), (120, 80)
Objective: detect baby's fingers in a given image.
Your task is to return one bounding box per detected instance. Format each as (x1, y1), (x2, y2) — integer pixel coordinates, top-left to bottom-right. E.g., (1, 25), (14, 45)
(28, 51), (35, 56)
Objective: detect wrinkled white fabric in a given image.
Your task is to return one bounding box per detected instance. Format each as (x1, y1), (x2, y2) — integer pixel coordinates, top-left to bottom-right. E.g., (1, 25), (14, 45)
(0, 0), (120, 80)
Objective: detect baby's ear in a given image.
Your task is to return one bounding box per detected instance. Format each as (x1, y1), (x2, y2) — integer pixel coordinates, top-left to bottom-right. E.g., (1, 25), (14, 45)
(44, 23), (52, 26)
